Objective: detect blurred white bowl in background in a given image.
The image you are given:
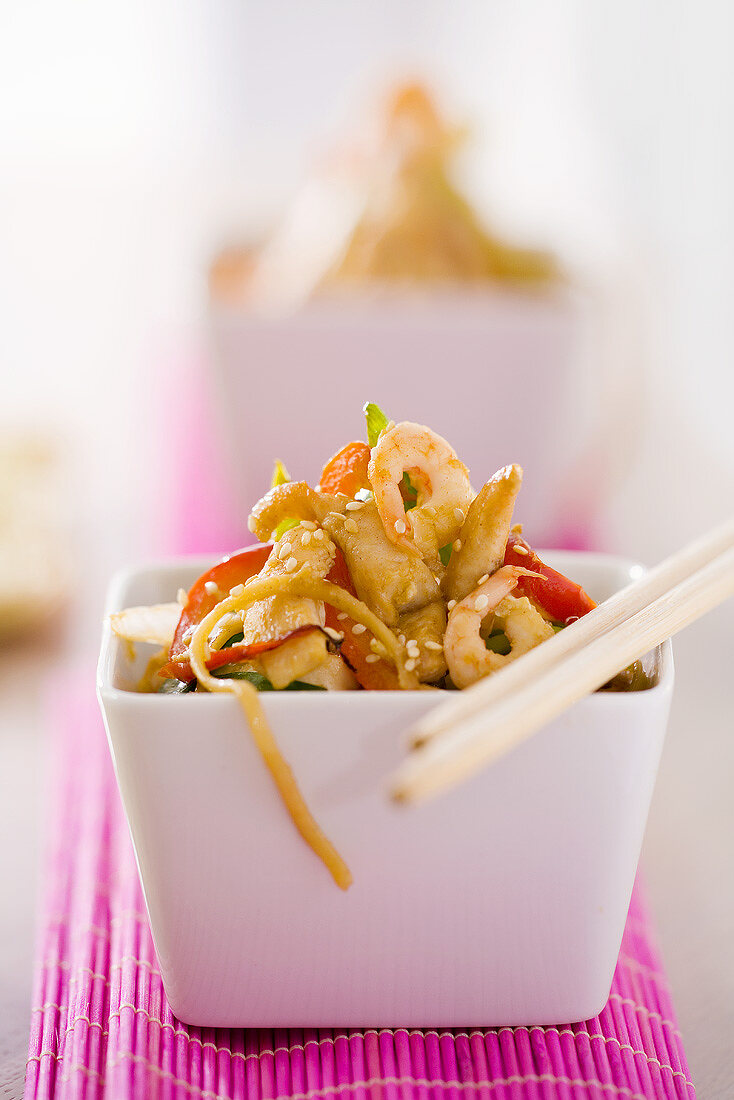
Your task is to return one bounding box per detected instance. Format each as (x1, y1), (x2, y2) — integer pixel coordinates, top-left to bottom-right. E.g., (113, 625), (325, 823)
(210, 288), (599, 546)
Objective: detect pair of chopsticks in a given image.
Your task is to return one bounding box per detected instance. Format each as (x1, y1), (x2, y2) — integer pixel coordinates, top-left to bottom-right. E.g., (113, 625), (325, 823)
(390, 519), (734, 805)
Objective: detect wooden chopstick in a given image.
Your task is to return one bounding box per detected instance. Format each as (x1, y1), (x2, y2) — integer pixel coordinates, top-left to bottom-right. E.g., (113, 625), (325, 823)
(390, 537), (734, 806)
(409, 517), (734, 748)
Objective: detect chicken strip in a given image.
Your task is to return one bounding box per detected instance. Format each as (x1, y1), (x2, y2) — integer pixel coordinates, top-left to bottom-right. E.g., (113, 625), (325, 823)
(443, 463), (523, 604)
(397, 600), (447, 683)
(241, 522), (337, 688)
(323, 502), (440, 628)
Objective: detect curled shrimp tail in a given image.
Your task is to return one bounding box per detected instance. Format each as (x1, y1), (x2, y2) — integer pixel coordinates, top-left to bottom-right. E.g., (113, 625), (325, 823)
(443, 564), (547, 689)
(249, 482), (345, 541)
(368, 421), (473, 563)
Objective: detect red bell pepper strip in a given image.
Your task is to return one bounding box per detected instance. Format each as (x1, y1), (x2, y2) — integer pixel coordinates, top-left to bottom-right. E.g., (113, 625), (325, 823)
(324, 549), (400, 690)
(160, 543), (272, 681)
(318, 441), (371, 498)
(504, 534), (596, 624)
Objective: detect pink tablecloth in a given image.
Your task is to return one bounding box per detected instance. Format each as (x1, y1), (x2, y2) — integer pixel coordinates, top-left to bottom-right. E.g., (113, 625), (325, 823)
(25, 685), (694, 1100)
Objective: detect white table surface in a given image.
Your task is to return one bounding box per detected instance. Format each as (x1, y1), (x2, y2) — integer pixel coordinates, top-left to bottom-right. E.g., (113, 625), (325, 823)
(1, 602), (732, 1099)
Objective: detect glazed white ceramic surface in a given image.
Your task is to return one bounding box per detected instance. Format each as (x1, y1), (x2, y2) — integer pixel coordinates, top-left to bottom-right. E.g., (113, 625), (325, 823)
(210, 292), (595, 545)
(97, 552), (673, 1028)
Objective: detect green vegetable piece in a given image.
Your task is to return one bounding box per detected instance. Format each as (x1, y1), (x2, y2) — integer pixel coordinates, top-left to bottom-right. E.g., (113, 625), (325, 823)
(364, 402), (390, 448)
(551, 621), (565, 634)
(439, 543), (453, 567)
(602, 660), (651, 692)
(274, 515), (300, 540)
(212, 666), (274, 688)
(158, 678), (196, 694)
(222, 631), (244, 648)
(210, 666), (326, 691)
(269, 458), (297, 539)
(270, 458), (291, 489)
(485, 630), (511, 656)
(401, 471), (418, 511)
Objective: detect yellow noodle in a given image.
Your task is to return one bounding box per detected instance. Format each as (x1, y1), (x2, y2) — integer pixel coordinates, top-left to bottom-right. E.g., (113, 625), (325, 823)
(188, 570), (417, 888)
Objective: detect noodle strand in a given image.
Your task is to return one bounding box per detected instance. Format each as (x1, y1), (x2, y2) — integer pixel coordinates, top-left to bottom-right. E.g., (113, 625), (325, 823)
(187, 569), (417, 888)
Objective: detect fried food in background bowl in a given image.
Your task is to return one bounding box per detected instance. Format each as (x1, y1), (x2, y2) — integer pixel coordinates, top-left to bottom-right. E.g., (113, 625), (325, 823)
(211, 82), (560, 306)
(207, 84), (599, 547)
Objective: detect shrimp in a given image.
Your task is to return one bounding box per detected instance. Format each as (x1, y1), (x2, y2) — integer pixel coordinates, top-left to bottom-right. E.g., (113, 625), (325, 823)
(368, 421), (473, 567)
(248, 481), (346, 542)
(444, 565), (553, 689)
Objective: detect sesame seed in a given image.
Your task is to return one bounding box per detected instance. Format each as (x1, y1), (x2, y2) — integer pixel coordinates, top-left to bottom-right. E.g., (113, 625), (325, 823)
(365, 654), (380, 664)
(247, 516), (255, 533)
(345, 517), (359, 534)
(447, 599), (457, 611)
(323, 627), (343, 643)
(474, 594), (489, 612)
(279, 542), (292, 559)
(407, 642), (420, 655)
(514, 544), (529, 556)
(454, 507), (465, 523)
(204, 580), (219, 596)
(301, 531), (312, 545)
(336, 612), (348, 621)
(301, 520), (317, 530)
(346, 501), (363, 511)
(477, 573), (489, 585)
(313, 529), (325, 542)
(406, 639), (417, 649)
(405, 658), (417, 672)
(425, 640), (443, 651)
(177, 588), (188, 606)
(453, 539), (462, 552)
(394, 519), (406, 535)
(229, 583), (245, 597)
(352, 623), (367, 635)
(285, 556), (298, 572)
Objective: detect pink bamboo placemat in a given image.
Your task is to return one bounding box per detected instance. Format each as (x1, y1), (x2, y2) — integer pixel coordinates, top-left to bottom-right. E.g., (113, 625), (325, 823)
(25, 683), (694, 1100)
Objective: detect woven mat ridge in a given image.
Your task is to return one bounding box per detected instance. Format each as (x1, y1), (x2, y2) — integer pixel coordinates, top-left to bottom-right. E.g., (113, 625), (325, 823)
(24, 687), (695, 1100)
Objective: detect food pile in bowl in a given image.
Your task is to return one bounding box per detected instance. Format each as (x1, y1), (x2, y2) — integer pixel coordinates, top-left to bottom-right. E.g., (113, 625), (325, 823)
(112, 402), (597, 698)
(210, 82), (560, 308)
(110, 402), (610, 887)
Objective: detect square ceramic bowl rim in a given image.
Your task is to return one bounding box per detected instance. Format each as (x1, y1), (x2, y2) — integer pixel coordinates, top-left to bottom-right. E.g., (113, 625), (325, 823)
(209, 282), (582, 324)
(97, 549), (674, 708)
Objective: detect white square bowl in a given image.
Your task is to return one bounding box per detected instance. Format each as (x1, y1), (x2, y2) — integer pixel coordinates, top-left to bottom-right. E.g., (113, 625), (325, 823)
(97, 551), (672, 1028)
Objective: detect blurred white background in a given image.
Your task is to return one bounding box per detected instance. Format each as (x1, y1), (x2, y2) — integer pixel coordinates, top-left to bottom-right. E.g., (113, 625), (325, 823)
(1, 3), (732, 1096)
